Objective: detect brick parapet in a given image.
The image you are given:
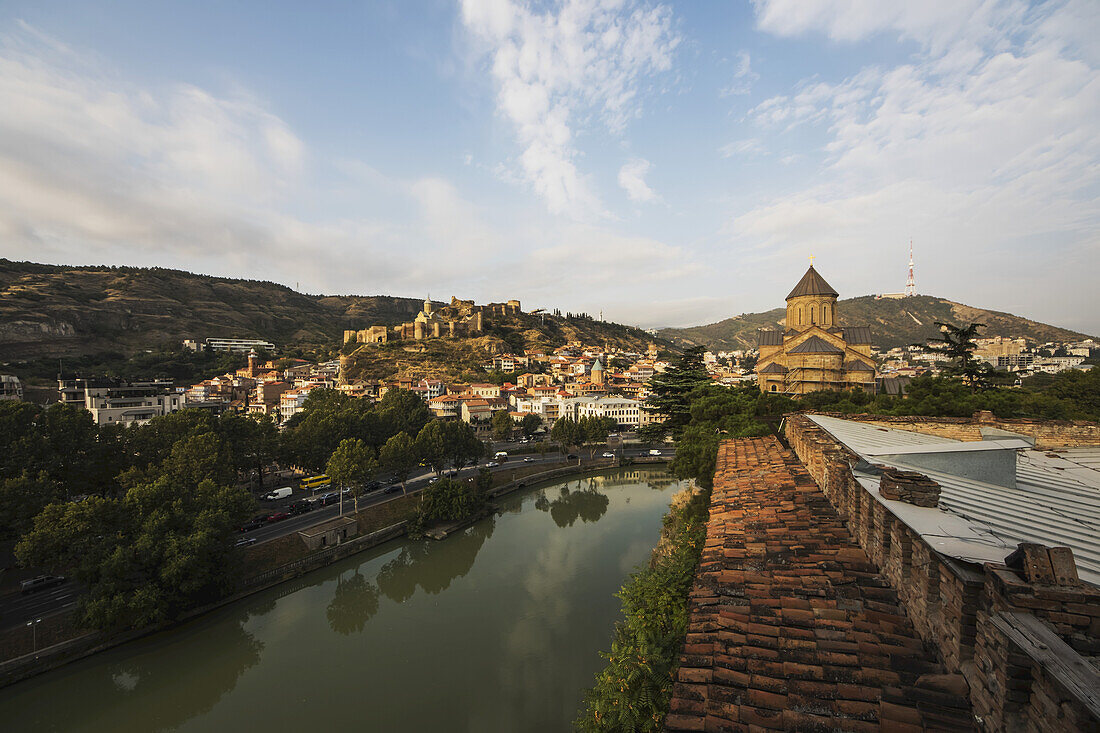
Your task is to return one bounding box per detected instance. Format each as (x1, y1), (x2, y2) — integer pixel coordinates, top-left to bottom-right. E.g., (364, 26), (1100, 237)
(783, 413), (1100, 732)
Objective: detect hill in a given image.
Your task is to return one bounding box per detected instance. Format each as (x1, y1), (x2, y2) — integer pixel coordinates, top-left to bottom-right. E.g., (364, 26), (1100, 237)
(0, 259), (667, 381)
(659, 295), (1093, 351)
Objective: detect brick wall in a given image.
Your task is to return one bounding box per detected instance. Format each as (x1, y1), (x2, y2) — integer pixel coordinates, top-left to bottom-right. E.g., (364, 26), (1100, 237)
(785, 414), (1100, 732)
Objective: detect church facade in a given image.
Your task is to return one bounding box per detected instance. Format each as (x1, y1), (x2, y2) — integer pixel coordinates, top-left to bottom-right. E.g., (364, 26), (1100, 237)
(755, 265), (877, 394)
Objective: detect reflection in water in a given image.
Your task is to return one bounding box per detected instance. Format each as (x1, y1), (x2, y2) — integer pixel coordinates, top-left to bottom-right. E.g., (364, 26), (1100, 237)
(537, 483), (610, 528)
(0, 606), (262, 732)
(0, 468), (687, 733)
(326, 570), (381, 635)
(376, 517), (496, 603)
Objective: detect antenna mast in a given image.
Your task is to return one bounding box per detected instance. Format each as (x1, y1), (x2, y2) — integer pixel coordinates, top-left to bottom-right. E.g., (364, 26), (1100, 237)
(904, 240), (916, 297)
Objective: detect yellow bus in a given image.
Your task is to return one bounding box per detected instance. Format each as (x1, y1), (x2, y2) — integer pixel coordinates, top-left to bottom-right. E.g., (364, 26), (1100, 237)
(301, 474), (330, 491)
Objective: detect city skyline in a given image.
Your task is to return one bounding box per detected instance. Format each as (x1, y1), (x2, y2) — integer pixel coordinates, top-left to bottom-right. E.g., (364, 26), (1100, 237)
(0, 1), (1097, 333)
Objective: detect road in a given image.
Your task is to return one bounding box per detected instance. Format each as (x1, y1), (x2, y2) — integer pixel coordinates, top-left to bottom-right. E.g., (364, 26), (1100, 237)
(0, 442), (674, 630)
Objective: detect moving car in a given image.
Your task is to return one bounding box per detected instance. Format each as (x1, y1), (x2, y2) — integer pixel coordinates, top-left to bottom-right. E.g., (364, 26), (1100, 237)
(234, 537), (257, 548)
(601, 452), (615, 458)
(648, 449), (662, 456)
(566, 454), (578, 460)
(487, 461), (499, 468)
(383, 485), (402, 494)
(289, 500), (314, 515)
(262, 487), (293, 501)
(317, 492), (339, 506)
(265, 512), (290, 523)
(239, 517), (266, 532)
(524, 457), (535, 463)
(20, 575), (65, 595)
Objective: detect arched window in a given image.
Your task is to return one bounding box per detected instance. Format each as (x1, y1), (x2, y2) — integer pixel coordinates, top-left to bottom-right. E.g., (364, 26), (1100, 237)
(798, 307), (802, 325)
(824, 305), (830, 325)
(770, 384), (777, 392)
(811, 306), (816, 324)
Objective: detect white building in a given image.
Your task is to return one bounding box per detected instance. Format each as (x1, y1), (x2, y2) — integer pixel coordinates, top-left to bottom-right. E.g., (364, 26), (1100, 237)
(559, 396), (642, 429)
(205, 337), (276, 353)
(0, 375), (23, 401)
(58, 378), (186, 426)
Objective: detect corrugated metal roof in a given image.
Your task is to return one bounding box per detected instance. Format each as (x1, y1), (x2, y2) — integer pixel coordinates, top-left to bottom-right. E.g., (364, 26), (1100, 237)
(806, 415), (1100, 586)
(757, 329), (783, 346)
(842, 326), (874, 344)
(759, 362), (788, 374)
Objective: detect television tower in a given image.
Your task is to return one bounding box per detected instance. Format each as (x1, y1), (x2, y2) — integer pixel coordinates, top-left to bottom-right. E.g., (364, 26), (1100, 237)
(904, 240), (916, 297)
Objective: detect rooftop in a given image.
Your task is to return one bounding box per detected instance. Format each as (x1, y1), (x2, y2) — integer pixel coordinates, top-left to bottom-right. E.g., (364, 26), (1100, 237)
(786, 265), (839, 300)
(806, 414), (1100, 586)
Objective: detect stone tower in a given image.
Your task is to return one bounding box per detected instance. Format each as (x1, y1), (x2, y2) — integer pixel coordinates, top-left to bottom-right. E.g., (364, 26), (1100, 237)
(785, 265), (839, 331)
(591, 358), (605, 385)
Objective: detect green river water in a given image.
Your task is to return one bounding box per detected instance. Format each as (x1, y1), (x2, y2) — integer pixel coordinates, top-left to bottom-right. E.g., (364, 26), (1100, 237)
(0, 468), (686, 732)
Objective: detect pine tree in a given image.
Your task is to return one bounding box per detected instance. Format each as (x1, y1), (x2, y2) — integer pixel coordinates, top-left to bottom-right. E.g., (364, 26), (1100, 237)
(641, 346), (709, 440)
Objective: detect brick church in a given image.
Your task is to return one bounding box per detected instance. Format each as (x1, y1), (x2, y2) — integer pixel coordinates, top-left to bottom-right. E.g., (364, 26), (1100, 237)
(755, 264), (877, 394)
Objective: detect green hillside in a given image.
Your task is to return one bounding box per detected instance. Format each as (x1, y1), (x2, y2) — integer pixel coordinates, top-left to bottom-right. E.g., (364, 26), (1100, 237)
(0, 259), (667, 382)
(659, 295), (1093, 351)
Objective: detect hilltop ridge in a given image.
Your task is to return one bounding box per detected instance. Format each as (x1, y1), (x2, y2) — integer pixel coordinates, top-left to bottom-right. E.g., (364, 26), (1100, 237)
(0, 260), (666, 369)
(659, 295), (1093, 351)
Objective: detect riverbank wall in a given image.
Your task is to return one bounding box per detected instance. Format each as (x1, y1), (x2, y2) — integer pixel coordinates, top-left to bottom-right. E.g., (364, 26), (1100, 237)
(0, 456), (670, 689)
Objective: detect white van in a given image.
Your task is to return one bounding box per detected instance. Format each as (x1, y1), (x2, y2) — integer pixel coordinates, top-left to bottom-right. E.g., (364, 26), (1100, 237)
(262, 487), (293, 501)
(493, 451), (509, 461)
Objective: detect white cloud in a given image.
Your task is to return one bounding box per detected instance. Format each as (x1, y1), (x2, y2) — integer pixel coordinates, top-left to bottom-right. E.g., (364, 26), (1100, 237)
(735, 0), (1100, 333)
(719, 138), (764, 158)
(721, 49), (759, 96)
(459, 0), (679, 217)
(617, 158), (657, 202)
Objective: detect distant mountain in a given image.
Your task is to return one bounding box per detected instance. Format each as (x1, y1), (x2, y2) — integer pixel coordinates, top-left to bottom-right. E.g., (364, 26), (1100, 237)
(0, 260), (665, 367)
(659, 295), (1093, 352)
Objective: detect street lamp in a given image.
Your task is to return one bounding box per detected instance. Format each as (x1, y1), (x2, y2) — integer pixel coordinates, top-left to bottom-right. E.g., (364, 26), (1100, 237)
(27, 618), (42, 653)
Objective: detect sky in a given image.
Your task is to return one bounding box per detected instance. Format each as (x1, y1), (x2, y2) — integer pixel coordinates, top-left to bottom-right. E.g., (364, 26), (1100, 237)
(0, 1), (1097, 333)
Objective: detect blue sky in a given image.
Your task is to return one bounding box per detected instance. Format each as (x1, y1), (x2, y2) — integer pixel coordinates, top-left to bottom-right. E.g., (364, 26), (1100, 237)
(0, 1), (1097, 333)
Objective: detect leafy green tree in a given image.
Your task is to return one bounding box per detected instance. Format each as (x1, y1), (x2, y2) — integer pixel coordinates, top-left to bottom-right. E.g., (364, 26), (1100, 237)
(641, 346), (709, 440)
(0, 472), (61, 543)
(409, 478), (486, 534)
(380, 432), (419, 494)
(376, 388), (431, 438)
(520, 413), (543, 438)
(492, 409), (515, 441)
(551, 417), (582, 455)
(219, 413), (278, 488)
(162, 431), (236, 489)
(326, 438), (378, 514)
(443, 420), (485, 470)
(17, 475), (254, 631)
(415, 421), (449, 475)
(580, 415), (616, 458)
(924, 321), (993, 389)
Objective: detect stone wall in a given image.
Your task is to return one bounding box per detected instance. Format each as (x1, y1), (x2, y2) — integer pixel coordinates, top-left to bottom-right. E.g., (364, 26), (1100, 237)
(810, 411), (1100, 449)
(785, 414), (1100, 732)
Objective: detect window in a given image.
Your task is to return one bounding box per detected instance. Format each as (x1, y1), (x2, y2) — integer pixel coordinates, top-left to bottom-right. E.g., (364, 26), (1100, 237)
(770, 385), (777, 392)
(811, 306), (816, 324)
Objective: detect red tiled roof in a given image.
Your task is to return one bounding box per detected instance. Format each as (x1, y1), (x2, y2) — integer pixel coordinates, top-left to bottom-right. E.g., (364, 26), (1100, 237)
(666, 436), (972, 731)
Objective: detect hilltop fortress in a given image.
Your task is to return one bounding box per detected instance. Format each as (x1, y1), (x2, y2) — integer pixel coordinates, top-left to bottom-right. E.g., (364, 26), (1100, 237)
(343, 296), (522, 344)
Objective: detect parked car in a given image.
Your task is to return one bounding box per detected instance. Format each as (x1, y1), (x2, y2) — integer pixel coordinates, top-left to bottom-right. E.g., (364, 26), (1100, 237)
(20, 575), (65, 595)
(234, 537), (257, 548)
(601, 451), (615, 458)
(648, 449), (662, 456)
(239, 517), (266, 533)
(265, 512), (290, 523)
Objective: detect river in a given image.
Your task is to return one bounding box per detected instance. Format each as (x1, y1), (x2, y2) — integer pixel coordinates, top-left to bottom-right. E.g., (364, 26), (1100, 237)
(0, 468), (687, 732)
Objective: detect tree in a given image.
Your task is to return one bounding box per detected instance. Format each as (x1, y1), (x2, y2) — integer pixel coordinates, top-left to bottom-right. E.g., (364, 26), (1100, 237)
(924, 321), (993, 389)
(580, 415), (614, 458)
(0, 472), (61, 543)
(641, 346), (709, 440)
(444, 420), (485, 471)
(520, 413), (543, 438)
(376, 388), (431, 439)
(219, 413), (278, 488)
(492, 410), (515, 441)
(326, 438), (378, 515)
(415, 421), (448, 475)
(379, 432), (419, 495)
(16, 475), (254, 631)
(551, 418), (582, 455)
(326, 570), (380, 635)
